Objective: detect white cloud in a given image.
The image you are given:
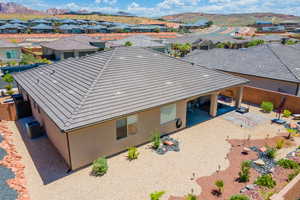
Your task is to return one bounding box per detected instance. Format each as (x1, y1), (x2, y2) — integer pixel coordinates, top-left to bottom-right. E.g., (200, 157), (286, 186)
(65, 2), (80, 10)
(94, 0), (117, 5)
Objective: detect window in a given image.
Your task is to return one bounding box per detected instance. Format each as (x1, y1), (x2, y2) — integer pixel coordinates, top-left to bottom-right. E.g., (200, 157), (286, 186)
(160, 104), (176, 125)
(5, 50), (18, 59)
(116, 115), (138, 140)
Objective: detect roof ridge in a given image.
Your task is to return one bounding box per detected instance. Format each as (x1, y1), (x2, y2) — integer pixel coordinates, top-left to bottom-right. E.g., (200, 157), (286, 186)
(267, 44), (300, 82)
(64, 48), (117, 128)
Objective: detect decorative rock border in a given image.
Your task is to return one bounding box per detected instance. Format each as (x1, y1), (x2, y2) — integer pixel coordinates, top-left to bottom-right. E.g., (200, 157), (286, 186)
(0, 121), (30, 200)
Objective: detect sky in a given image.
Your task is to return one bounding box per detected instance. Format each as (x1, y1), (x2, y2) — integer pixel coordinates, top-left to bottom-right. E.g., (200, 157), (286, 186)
(6, 0), (300, 17)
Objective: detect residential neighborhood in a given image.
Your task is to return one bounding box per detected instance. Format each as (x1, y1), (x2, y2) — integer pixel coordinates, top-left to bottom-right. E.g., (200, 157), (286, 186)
(0, 1), (300, 200)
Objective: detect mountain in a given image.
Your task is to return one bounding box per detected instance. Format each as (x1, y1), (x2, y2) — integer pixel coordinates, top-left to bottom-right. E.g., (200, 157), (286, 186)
(0, 2), (44, 14)
(162, 12), (300, 26)
(45, 8), (70, 15)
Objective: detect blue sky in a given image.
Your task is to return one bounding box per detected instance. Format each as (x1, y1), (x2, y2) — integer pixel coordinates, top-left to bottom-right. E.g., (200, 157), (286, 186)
(8, 0), (300, 17)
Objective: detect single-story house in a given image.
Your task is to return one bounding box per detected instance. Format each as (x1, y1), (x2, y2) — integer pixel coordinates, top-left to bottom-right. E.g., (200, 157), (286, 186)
(254, 20), (273, 27)
(258, 26), (286, 33)
(58, 24), (83, 34)
(0, 40), (22, 62)
(184, 43), (300, 96)
(29, 19), (52, 26)
(30, 24), (54, 34)
(59, 19), (78, 25)
(107, 35), (165, 51)
(0, 23), (27, 34)
(279, 21), (300, 32)
(9, 19), (27, 25)
(180, 19), (210, 29)
(13, 47), (248, 170)
(41, 35), (105, 60)
(82, 25), (107, 33)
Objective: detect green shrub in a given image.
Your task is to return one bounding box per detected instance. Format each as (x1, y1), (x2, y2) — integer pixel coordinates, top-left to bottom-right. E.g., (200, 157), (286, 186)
(283, 109), (292, 118)
(185, 193), (198, 200)
(230, 194), (250, 200)
(255, 174), (276, 189)
(151, 131), (161, 149)
(124, 41), (133, 46)
(260, 101), (274, 113)
(92, 157), (108, 176)
(275, 139), (285, 149)
(239, 161), (251, 182)
(215, 180), (224, 193)
(127, 147), (139, 160)
(150, 191), (165, 200)
(6, 89), (14, 96)
(288, 169), (300, 182)
(4, 84), (12, 90)
(286, 128), (297, 139)
(277, 159), (299, 169)
(266, 147), (277, 159)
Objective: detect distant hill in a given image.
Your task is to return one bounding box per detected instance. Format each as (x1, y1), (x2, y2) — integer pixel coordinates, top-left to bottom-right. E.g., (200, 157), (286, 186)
(0, 2), (44, 15)
(162, 12), (300, 26)
(46, 8), (70, 15)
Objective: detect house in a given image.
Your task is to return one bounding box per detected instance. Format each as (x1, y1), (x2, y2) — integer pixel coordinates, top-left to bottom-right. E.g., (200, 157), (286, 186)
(164, 34), (204, 49)
(254, 20), (273, 27)
(83, 25), (107, 33)
(58, 24), (83, 34)
(9, 19), (27, 25)
(258, 25), (285, 33)
(59, 19), (78, 25)
(41, 35), (105, 60)
(0, 23), (27, 34)
(13, 47), (248, 170)
(30, 24), (54, 34)
(29, 19), (52, 26)
(279, 21), (300, 32)
(0, 40), (22, 62)
(180, 19), (211, 29)
(107, 35), (165, 51)
(184, 43), (300, 96)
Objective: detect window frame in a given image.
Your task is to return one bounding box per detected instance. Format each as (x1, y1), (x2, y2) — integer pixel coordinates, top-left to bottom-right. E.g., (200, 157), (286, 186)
(116, 114), (138, 140)
(160, 103), (177, 125)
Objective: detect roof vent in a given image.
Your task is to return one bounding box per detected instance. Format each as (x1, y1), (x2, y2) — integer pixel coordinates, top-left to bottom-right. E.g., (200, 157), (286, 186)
(115, 91), (124, 95)
(119, 57), (125, 60)
(202, 74), (209, 77)
(36, 79), (40, 84)
(165, 81), (173, 85)
(137, 55), (145, 58)
(68, 90), (75, 94)
(50, 69), (55, 75)
(52, 80), (58, 84)
(295, 68), (300, 71)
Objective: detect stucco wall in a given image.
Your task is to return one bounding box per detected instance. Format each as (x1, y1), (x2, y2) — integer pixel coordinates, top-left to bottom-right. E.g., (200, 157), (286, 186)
(19, 88), (70, 166)
(271, 173), (300, 200)
(227, 72), (299, 96)
(68, 100), (187, 170)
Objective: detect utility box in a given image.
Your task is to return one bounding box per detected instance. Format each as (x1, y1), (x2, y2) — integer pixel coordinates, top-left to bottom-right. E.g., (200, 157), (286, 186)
(25, 121), (44, 139)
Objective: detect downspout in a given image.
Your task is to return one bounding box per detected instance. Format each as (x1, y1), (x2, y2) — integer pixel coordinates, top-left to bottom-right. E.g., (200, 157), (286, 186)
(65, 131), (73, 173)
(296, 83), (300, 97)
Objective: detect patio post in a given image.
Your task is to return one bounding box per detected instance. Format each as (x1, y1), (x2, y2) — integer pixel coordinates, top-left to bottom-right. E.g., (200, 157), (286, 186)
(210, 92), (218, 117)
(235, 86), (244, 108)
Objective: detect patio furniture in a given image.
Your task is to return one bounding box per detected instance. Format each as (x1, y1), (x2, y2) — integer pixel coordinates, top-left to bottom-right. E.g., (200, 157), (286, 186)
(271, 118), (286, 125)
(236, 106), (249, 114)
(293, 114), (300, 120)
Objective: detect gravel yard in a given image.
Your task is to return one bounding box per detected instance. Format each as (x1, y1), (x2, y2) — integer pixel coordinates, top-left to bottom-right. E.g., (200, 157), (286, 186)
(8, 104), (297, 200)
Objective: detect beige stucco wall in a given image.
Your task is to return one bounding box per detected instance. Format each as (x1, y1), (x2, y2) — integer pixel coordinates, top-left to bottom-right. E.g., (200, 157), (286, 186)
(68, 100), (187, 169)
(19, 88), (70, 167)
(271, 173), (300, 200)
(227, 72), (299, 96)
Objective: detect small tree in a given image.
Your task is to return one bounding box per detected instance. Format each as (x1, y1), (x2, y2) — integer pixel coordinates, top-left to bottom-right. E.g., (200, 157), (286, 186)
(238, 161), (251, 182)
(215, 180), (224, 194)
(286, 128), (297, 140)
(260, 101), (274, 113)
(150, 191), (165, 200)
(124, 41), (133, 47)
(2, 73), (14, 96)
(127, 147), (139, 160)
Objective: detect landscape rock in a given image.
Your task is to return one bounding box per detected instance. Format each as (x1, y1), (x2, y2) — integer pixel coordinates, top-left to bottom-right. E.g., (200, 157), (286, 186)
(254, 159), (265, 166)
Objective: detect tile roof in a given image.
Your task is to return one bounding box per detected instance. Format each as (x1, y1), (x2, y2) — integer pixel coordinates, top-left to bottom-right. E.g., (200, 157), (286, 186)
(184, 43), (300, 83)
(31, 24), (53, 30)
(40, 35), (101, 51)
(14, 47), (248, 131)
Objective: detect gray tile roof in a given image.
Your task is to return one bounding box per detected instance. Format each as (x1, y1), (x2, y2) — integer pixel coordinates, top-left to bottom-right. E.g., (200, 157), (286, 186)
(108, 35), (164, 47)
(40, 35), (101, 51)
(0, 40), (19, 48)
(14, 47), (248, 131)
(184, 43), (300, 83)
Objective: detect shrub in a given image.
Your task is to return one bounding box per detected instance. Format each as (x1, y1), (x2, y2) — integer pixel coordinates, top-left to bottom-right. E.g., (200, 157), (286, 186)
(124, 41), (133, 46)
(283, 109), (292, 118)
(230, 194), (250, 200)
(92, 157), (108, 176)
(150, 191), (165, 200)
(277, 159), (299, 169)
(275, 139), (285, 149)
(6, 90), (14, 96)
(239, 161), (251, 182)
(260, 101), (274, 113)
(286, 128), (297, 139)
(255, 174), (276, 189)
(127, 147), (139, 160)
(266, 147), (277, 159)
(151, 131), (161, 149)
(288, 169), (300, 182)
(185, 193), (198, 200)
(215, 180), (224, 193)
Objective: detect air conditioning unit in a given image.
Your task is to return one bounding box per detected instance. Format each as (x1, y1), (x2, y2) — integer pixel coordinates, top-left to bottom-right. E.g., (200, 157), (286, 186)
(25, 121), (44, 139)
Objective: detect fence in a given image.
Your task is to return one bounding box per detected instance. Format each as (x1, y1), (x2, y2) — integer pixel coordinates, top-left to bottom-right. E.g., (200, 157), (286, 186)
(1, 63), (44, 75)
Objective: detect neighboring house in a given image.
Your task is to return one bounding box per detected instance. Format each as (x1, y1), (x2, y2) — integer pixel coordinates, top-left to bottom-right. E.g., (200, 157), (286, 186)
(82, 25), (107, 33)
(107, 35), (165, 51)
(30, 24), (54, 34)
(164, 34), (203, 50)
(254, 20), (273, 27)
(252, 34), (287, 43)
(14, 47), (247, 170)
(184, 43), (300, 96)
(258, 25), (286, 33)
(58, 24), (83, 34)
(0, 40), (21, 62)
(180, 19), (210, 29)
(29, 19), (52, 26)
(59, 19), (78, 25)
(279, 21), (300, 32)
(41, 35), (105, 60)
(0, 23), (27, 34)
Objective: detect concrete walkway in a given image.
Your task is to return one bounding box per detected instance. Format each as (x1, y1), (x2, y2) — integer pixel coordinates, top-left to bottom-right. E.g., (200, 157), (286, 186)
(8, 105), (293, 200)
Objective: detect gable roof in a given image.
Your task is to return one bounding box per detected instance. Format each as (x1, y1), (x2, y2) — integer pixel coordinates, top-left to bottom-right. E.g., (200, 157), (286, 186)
(31, 24), (53, 30)
(14, 47), (248, 131)
(184, 43), (300, 83)
(108, 35), (164, 47)
(40, 35), (101, 51)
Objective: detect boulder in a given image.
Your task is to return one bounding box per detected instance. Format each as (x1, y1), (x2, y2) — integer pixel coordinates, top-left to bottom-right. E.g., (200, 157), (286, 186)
(259, 146), (267, 152)
(246, 184), (256, 190)
(254, 159), (265, 166)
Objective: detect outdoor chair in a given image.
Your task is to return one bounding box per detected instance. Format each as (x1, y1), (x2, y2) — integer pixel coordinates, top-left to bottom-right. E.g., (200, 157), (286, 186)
(271, 118), (286, 125)
(292, 114), (300, 120)
(236, 106), (249, 114)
